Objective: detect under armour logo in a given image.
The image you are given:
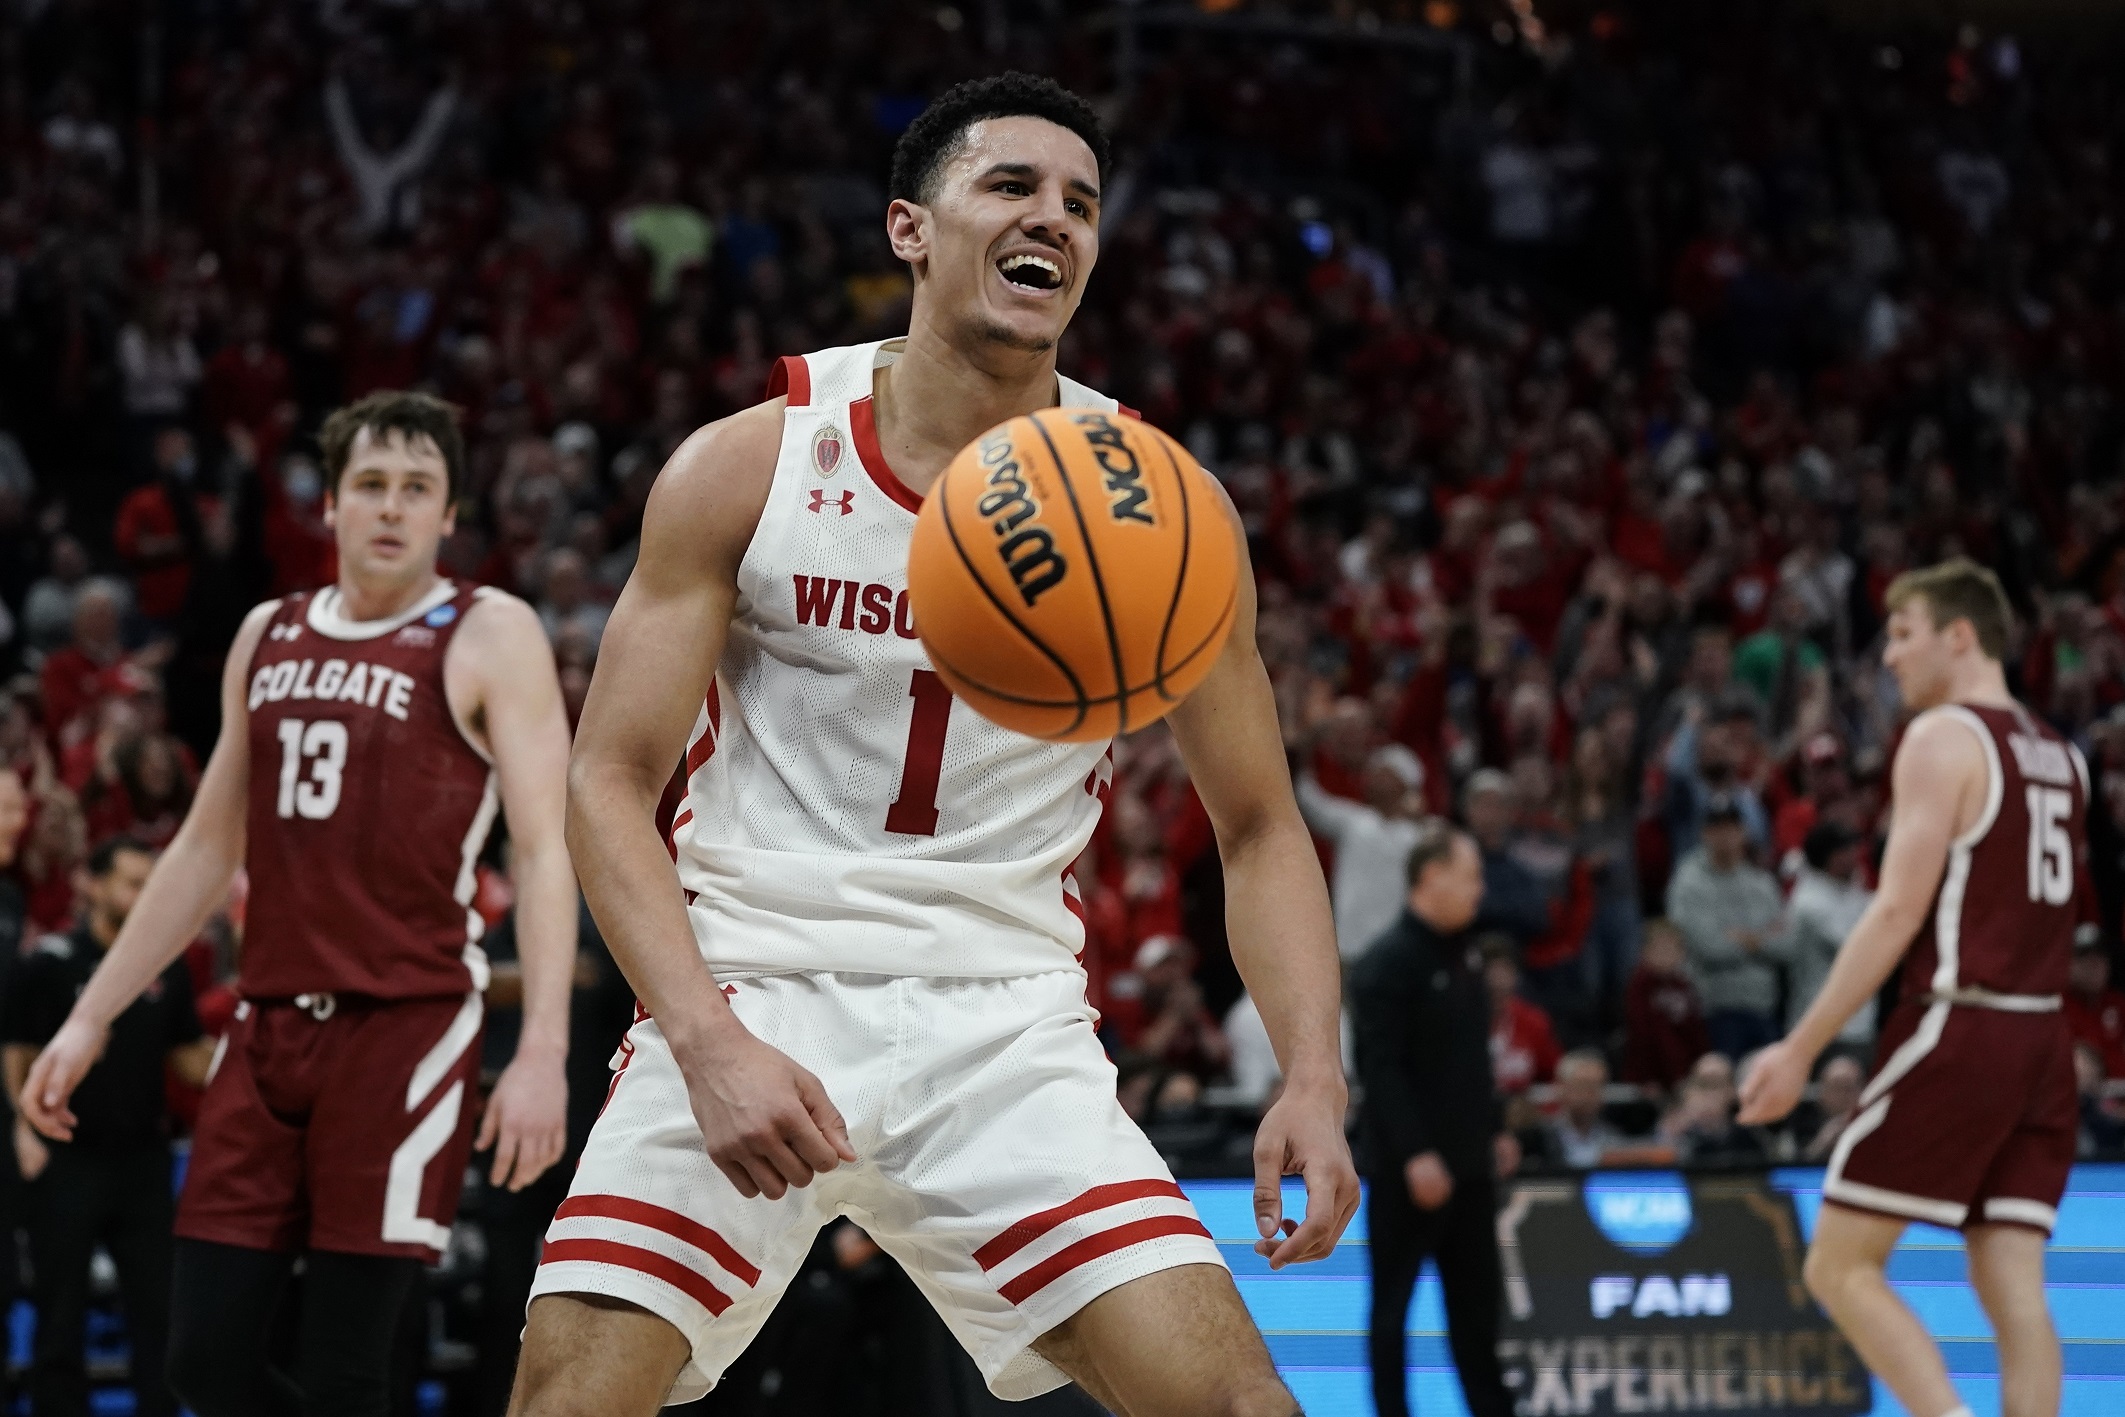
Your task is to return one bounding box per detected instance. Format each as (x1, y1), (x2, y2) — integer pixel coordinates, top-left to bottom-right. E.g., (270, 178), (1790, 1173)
(807, 489), (855, 516)
(269, 623), (303, 641)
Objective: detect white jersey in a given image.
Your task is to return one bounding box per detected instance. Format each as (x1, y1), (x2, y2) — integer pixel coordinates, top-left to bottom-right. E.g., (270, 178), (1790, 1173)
(672, 339), (1124, 978)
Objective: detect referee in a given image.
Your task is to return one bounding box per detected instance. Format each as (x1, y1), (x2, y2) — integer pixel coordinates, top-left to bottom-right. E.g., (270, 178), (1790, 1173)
(1350, 821), (1518, 1417)
(3, 836), (215, 1417)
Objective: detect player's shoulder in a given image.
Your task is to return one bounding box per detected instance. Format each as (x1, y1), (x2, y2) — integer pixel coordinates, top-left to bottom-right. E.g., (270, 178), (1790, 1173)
(638, 398), (788, 571)
(222, 596), (288, 670)
(656, 398), (787, 508)
(456, 584), (544, 639)
(1894, 705), (1994, 783)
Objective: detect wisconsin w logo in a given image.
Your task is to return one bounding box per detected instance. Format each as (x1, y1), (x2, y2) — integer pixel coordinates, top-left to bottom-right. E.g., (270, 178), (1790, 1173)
(807, 489), (855, 516)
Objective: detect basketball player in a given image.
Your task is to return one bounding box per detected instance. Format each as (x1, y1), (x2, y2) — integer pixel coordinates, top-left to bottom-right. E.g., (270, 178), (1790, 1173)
(1740, 559), (2079, 1417)
(512, 74), (1358, 1417)
(21, 391), (578, 1417)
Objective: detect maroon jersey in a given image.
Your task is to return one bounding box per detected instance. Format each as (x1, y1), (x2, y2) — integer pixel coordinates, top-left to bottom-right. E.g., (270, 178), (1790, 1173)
(241, 583), (497, 999)
(1902, 703), (2088, 1001)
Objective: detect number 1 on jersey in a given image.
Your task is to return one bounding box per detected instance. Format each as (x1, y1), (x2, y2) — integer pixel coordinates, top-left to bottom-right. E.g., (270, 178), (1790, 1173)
(885, 669), (951, 836)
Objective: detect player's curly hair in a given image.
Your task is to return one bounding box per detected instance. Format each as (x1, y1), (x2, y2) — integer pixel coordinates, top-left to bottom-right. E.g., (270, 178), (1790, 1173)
(888, 72), (1110, 205)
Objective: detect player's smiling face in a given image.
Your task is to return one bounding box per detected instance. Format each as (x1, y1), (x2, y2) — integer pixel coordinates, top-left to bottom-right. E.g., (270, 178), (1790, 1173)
(894, 115), (1100, 355)
(326, 427), (456, 587)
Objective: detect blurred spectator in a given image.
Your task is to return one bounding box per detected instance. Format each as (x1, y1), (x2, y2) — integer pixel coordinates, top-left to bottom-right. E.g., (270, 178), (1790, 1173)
(1104, 936), (1230, 1083)
(1621, 920), (1711, 1092)
(1799, 1055), (1866, 1164)
(1541, 1050), (1624, 1169)
(1462, 769), (1548, 950)
(42, 78), (122, 173)
(115, 427), (214, 630)
(20, 786), (88, 934)
(203, 302), (293, 444)
(39, 580), (146, 752)
(1104, 792), (1185, 955)
(1662, 699), (1771, 860)
(3, 836), (214, 1417)
(1294, 742), (1425, 959)
(324, 68), (458, 238)
(1783, 823), (1876, 1046)
(1221, 993), (1281, 1109)
(1483, 940), (1559, 1096)
(1773, 733), (1852, 867)
(2076, 1042), (2125, 1158)
(115, 291), (201, 426)
(2066, 939), (2125, 1078)
(22, 535), (92, 655)
(1666, 794), (1786, 1060)
(534, 548), (611, 657)
(1662, 1053), (1768, 1166)
(0, 768), (28, 958)
(612, 159), (714, 304)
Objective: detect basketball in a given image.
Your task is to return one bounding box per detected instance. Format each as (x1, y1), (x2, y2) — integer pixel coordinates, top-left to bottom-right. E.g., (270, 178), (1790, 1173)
(905, 408), (1241, 742)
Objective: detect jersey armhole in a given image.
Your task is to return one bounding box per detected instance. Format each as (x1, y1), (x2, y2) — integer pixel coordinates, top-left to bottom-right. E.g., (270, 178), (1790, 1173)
(764, 355), (810, 407)
(1930, 705), (2005, 850)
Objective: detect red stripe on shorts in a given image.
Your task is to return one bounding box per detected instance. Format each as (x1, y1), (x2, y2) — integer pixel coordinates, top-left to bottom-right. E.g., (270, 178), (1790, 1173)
(996, 1214), (1212, 1306)
(540, 1236), (732, 1316)
(555, 1195), (762, 1287)
(974, 1179), (1187, 1270)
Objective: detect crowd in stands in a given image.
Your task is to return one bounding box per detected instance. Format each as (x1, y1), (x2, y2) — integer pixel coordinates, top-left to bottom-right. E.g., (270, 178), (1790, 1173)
(4, 0), (2125, 1202)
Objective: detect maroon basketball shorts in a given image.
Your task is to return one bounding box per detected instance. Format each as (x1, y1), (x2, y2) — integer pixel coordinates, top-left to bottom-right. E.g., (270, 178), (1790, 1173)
(176, 991), (484, 1260)
(1824, 998), (2076, 1234)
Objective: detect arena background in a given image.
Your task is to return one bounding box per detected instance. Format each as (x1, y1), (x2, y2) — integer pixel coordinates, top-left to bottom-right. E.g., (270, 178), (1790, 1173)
(4, 1), (2125, 1415)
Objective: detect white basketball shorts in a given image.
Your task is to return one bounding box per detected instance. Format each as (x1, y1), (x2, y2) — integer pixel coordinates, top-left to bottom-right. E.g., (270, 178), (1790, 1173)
(528, 968), (1226, 1403)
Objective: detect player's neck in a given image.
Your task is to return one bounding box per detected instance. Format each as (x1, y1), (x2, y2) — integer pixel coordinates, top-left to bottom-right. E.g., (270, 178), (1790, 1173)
(874, 320), (1061, 495)
(334, 568), (444, 625)
(1939, 657), (2013, 710)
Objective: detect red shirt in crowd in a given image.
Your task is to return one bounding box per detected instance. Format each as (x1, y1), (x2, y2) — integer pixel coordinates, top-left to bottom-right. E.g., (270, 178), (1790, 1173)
(39, 649), (145, 748)
(1490, 994), (1562, 1094)
(1622, 962), (1711, 1091)
(2068, 986), (2125, 1078)
(115, 483), (211, 621)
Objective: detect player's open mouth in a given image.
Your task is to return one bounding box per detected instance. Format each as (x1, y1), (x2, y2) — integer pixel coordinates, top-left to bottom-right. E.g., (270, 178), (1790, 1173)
(997, 253), (1063, 291)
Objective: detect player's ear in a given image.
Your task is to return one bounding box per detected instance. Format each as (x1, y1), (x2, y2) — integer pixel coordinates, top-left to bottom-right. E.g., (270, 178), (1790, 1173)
(441, 496), (459, 540)
(322, 489), (336, 530)
(885, 198), (930, 276)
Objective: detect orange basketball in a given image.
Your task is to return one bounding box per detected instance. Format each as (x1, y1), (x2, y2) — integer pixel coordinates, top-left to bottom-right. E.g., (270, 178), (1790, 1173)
(906, 408), (1241, 743)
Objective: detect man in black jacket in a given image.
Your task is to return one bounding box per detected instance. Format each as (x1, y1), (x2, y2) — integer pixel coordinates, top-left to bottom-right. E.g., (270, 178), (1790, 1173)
(1350, 822), (1519, 1417)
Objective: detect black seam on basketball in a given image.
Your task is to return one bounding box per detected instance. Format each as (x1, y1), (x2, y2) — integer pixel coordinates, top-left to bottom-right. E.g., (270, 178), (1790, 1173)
(1151, 431), (1190, 703)
(935, 453), (1091, 734)
(934, 583), (1236, 710)
(1031, 418), (1132, 734)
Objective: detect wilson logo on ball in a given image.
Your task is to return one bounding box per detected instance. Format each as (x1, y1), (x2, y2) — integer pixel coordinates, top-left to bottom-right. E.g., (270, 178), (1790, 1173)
(976, 432), (1068, 606)
(1072, 413), (1154, 526)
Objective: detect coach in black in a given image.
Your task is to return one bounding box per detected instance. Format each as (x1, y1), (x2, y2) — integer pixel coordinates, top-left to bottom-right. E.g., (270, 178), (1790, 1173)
(2, 836), (215, 1417)
(1350, 821), (1519, 1417)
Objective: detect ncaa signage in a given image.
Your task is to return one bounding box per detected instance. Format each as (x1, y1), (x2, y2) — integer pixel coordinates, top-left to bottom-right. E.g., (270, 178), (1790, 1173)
(1496, 1174), (1866, 1416)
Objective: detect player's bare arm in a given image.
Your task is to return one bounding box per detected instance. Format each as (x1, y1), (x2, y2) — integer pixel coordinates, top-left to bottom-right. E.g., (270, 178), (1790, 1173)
(566, 399), (857, 1201)
(1167, 492), (1360, 1270)
(448, 589), (578, 1191)
(1738, 710), (1981, 1124)
(21, 598), (278, 1140)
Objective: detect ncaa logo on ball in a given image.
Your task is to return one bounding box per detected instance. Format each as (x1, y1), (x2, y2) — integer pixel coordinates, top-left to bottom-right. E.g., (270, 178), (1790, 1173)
(976, 431), (1067, 607)
(812, 424), (844, 478)
(1071, 413), (1155, 525)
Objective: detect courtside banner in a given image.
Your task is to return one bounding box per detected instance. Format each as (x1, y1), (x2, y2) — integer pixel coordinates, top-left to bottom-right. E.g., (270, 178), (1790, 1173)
(1496, 1172), (1868, 1416)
